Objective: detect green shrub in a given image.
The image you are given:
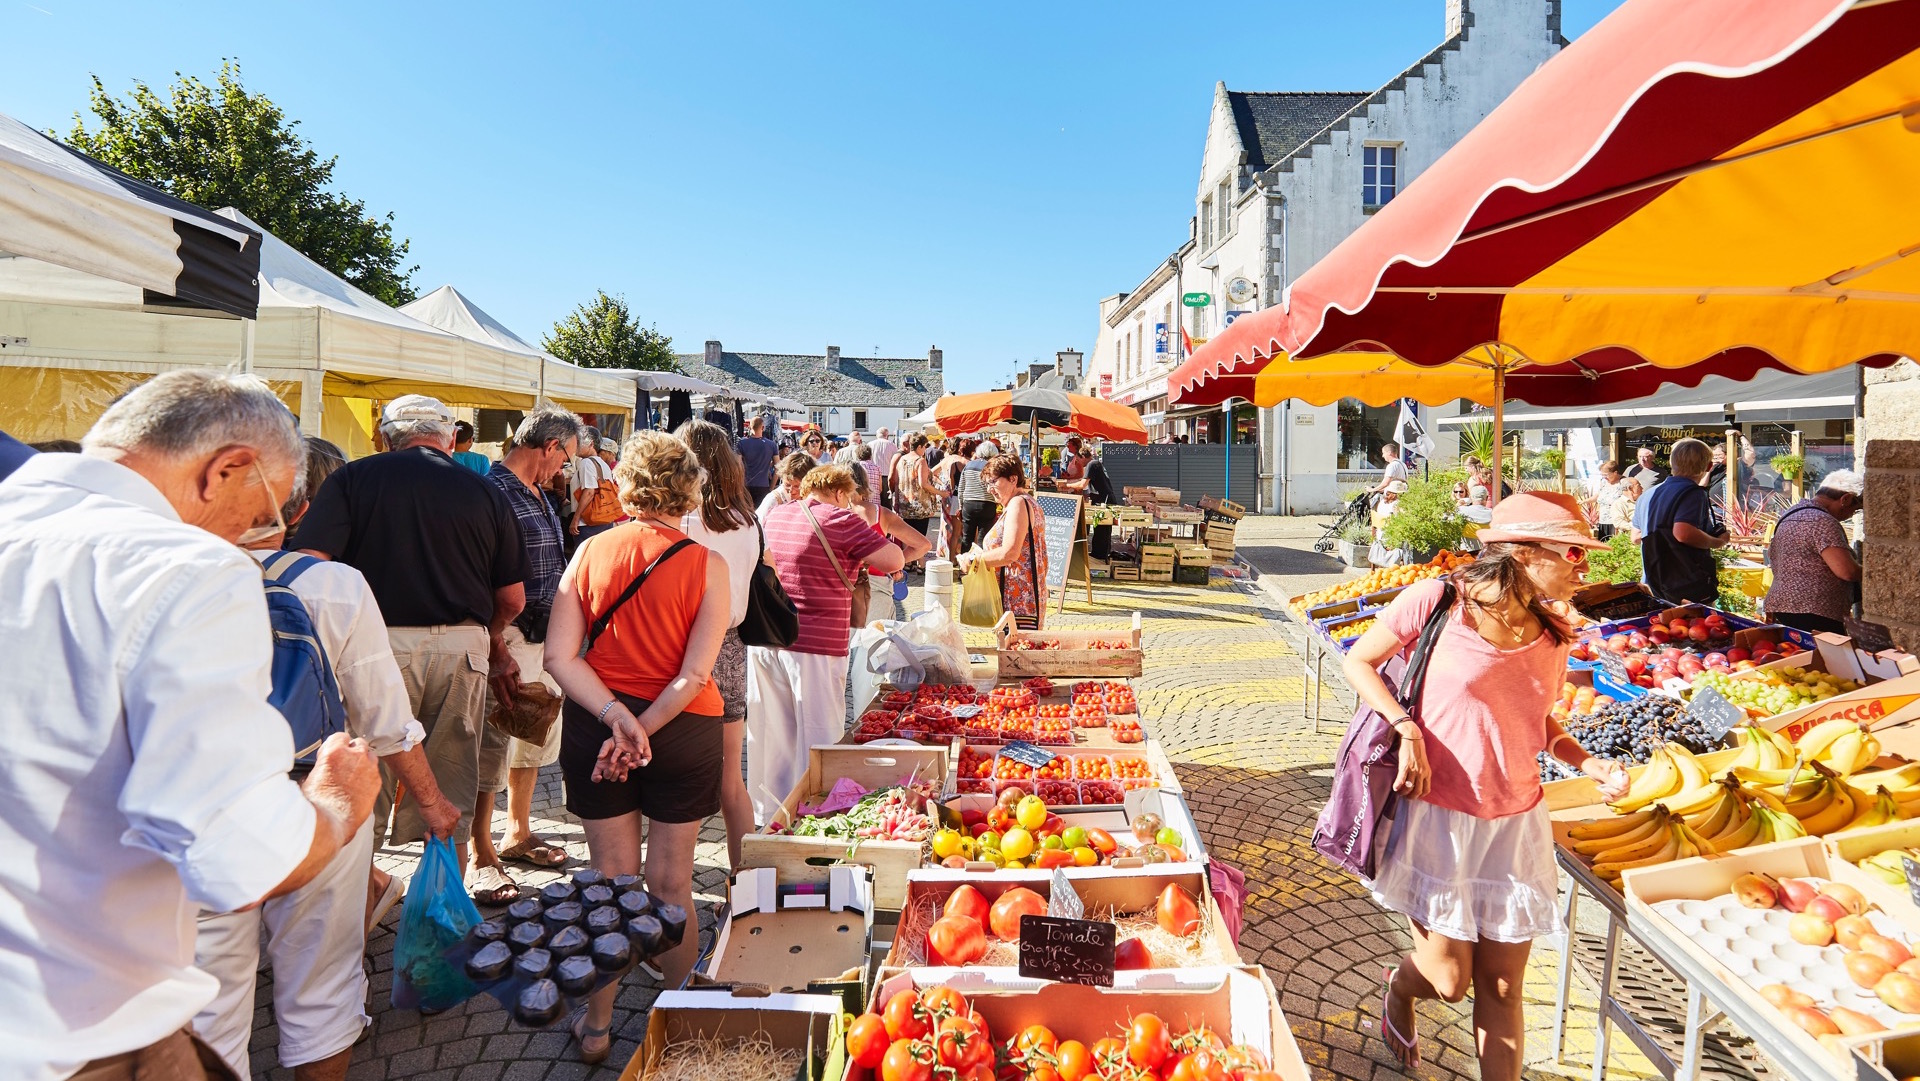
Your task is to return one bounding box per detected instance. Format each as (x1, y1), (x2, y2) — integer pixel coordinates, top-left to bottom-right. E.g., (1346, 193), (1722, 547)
(1586, 535), (1642, 585)
(1381, 473), (1465, 556)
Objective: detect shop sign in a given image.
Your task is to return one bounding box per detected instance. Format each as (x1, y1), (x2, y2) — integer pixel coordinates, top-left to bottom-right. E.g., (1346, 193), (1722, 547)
(1181, 292), (1211, 307)
(1154, 323), (1169, 353)
(1017, 913), (1115, 986)
(1223, 310), (1249, 326)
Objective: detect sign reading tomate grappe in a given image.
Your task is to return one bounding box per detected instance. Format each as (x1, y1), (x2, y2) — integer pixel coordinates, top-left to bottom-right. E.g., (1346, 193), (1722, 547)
(1772, 672), (1920, 743)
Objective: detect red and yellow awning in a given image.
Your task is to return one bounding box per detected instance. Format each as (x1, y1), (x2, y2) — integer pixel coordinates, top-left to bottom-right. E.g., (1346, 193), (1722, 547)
(1170, 0), (1918, 408)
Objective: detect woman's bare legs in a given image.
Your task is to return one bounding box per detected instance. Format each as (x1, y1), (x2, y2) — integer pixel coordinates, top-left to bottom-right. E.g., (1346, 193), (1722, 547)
(1384, 920), (1473, 1067)
(1471, 936), (1533, 1081)
(642, 819), (702, 986)
(577, 813), (644, 1056)
(719, 720), (753, 870)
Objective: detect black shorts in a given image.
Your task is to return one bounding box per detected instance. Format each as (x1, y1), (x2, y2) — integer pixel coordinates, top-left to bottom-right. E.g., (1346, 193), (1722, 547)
(560, 692), (724, 823)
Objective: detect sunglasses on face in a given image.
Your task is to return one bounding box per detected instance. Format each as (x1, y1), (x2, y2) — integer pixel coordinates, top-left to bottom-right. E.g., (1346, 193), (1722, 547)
(1539, 542), (1590, 564)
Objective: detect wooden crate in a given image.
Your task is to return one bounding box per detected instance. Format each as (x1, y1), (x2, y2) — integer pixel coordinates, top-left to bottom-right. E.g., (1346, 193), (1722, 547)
(738, 744), (950, 910)
(1111, 563), (1141, 581)
(1200, 495), (1246, 520)
(994, 612), (1144, 677)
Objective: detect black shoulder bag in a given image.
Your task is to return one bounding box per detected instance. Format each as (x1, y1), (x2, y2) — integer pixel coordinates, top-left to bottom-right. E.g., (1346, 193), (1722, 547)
(583, 539), (695, 654)
(737, 517), (801, 648)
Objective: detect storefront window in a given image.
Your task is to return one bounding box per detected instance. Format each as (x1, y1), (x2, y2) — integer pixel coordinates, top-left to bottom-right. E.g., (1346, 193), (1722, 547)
(1337, 399), (1398, 469)
(1617, 421), (1853, 513)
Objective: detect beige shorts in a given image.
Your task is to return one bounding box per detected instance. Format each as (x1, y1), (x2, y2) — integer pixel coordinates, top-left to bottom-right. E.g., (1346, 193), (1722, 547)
(376, 623), (489, 846)
(478, 625), (563, 791)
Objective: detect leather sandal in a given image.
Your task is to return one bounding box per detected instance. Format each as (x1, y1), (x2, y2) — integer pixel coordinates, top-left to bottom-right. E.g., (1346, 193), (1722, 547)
(572, 1007), (614, 1065)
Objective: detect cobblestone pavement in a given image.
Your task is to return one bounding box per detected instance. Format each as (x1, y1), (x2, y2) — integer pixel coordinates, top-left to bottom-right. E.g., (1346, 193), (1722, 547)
(246, 520), (1658, 1081)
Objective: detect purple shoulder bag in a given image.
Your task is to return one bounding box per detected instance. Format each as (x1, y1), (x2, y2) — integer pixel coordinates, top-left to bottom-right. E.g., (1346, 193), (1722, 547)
(1311, 582), (1455, 879)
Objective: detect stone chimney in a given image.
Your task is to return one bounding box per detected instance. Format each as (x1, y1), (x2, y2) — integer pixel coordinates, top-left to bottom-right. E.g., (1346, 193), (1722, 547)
(928, 346), (943, 371)
(703, 340), (721, 365)
(1446, 0), (1469, 37)
(825, 345), (841, 372)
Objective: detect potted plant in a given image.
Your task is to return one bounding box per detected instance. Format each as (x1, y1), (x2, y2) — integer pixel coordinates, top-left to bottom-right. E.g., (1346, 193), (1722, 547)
(1380, 474), (1466, 563)
(1336, 519), (1373, 569)
(1769, 452), (1805, 482)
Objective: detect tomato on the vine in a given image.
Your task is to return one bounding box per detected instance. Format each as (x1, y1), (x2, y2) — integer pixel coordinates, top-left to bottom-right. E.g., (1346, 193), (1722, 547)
(1184, 1048), (1230, 1081)
(1126, 1013), (1171, 1068)
(1013, 1023), (1059, 1058)
(1091, 1036), (1128, 1071)
(880, 1037), (937, 1081)
(935, 1015), (993, 1070)
(1053, 1038), (1094, 1081)
(846, 1012), (890, 1067)
(920, 985), (969, 1022)
(882, 989), (930, 1041)
(1217, 1043), (1272, 1077)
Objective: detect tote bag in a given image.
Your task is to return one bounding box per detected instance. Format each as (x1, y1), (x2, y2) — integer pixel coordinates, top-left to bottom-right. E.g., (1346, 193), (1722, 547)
(737, 518), (800, 648)
(1310, 583), (1454, 879)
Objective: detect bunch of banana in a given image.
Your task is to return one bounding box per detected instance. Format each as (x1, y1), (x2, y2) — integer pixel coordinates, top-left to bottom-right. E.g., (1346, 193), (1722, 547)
(1846, 787), (1909, 832)
(1858, 847), (1920, 886)
(1610, 744), (1717, 814)
(1855, 761), (1920, 813)
(1721, 724), (1795, 774)
(1796, 718), (1881, 776)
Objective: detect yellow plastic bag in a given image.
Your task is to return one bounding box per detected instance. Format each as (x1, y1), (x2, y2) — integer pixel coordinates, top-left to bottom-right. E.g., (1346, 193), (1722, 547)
(959, 559), (1004, 627)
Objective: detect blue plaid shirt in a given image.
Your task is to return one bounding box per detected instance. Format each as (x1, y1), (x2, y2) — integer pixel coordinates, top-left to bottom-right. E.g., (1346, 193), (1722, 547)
(489, 462), (566, 635)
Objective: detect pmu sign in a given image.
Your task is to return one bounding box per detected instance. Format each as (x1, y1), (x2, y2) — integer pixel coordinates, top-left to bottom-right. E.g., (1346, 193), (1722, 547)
(1181, 292), (1211, 308)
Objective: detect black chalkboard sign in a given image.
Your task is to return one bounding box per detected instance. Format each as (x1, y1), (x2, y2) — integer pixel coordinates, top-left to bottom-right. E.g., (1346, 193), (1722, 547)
(1000, 741), (1056, 768)
(1687, 686), (1747, 745)
(1029, 492), (1084, 610)
(1903, 857), (1920, 911)
(1017, 913), (1115, 986)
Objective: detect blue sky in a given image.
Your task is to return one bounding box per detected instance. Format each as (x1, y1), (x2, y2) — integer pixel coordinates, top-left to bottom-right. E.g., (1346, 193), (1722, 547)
(5, 1), (1625, 392)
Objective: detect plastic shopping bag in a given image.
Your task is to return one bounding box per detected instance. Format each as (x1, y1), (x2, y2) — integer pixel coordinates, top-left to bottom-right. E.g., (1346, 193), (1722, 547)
(392, 836), (483, 1012)
(958, 559), (1003, 628)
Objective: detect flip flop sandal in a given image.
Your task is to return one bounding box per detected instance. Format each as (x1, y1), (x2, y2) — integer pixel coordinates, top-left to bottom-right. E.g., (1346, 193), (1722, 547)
(366, 871), (406, 935)
(571, 1006), (614, 1065)
(1380, 967), (1420, 1069)
(498, 838), (569, 868)
(466, 864), (522, 905)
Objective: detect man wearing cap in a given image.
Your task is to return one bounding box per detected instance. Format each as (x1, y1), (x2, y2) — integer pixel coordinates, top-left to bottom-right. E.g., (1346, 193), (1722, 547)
(1764, 470), (1864, 634)
(292, 394), (530, 896)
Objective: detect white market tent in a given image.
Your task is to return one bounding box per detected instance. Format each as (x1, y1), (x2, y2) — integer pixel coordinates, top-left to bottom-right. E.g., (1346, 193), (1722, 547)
(399, 285), (639, 417)
(0, 210), (633, 448)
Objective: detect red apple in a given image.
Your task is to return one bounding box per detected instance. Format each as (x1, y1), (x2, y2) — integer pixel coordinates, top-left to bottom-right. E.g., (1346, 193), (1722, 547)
(1649, 629), (1672, 645)
(1703, 652), (1727, 667)
(1688, 625), (1711, 643)
(1607, 634), (1630, 653)
(1751, 638), (1778, 654)
(1628, 632), (1650, 650)
(1725, 647), (1750, 662)
(1624, 654), (1649, 675)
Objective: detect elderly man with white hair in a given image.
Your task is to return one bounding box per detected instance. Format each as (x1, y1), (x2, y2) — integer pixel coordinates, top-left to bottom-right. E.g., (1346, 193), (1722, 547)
(0, 370), (381, 1081)
(292, 394), (530, 904)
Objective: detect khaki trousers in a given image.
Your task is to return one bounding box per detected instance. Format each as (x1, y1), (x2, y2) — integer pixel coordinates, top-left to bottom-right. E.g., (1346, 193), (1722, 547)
(375, 623), (489, 846)
(69, 1030), (237, 1081)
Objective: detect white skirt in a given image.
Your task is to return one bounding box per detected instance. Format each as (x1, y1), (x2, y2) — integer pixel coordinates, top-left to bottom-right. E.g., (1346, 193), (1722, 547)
(1365, 799), (1564, 944)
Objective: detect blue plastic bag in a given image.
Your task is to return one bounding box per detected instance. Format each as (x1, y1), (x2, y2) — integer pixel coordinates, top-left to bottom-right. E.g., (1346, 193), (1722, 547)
(392, 837), (483, 1011)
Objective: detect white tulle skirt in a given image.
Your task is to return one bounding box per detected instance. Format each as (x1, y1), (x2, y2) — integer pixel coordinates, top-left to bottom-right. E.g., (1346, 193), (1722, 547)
(1365, 799), (1564, 944)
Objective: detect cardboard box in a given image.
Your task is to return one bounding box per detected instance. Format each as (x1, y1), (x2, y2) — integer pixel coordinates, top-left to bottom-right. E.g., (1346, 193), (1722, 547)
(698, 866), (873, 1002)
(1823, 819), (1920, 927)
(937, 787), (1207, 864)
(951, 741), (1183, 800)
(627, 988), (844, 1081)
(848, 967), (1308, 1081)
(739, 745), (948, 911)
(883, 866), (1238, 969)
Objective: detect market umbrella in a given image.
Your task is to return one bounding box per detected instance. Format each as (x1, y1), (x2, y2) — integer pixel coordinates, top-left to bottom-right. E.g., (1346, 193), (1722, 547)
(932, 387), (1150, 444)
(1170, 0), (1916, 491)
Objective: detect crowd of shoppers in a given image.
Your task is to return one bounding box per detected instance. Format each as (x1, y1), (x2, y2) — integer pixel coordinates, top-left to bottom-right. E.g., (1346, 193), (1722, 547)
(0, 384), (1127, 1079)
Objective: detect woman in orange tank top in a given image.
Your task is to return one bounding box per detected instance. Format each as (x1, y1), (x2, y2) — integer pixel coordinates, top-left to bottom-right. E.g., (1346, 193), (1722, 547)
(543, 431), (730, 1062)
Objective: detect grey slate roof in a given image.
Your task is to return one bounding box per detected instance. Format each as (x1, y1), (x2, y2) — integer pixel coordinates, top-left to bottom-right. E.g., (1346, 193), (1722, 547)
(672, 350), (944, 409)
(1225, 91), (1370, 173)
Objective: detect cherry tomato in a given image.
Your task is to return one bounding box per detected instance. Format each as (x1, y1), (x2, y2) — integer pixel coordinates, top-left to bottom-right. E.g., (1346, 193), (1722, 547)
(1127, 1013), (1171, 1068)
(1054, 1039), (1095, 1081)
(847, 1013), (891, 1068)
(881, 1038), (937, 1081)
(882, 989), (930, 1041)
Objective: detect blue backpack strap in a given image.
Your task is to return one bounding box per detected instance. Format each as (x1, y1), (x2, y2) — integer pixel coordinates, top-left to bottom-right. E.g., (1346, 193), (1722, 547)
(262, 549), (319, 587)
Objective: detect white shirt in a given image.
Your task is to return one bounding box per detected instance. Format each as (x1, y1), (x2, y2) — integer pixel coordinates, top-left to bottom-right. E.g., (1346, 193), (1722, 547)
(249, 551), (425, 756)
(869, 437), (898, 480)
(571, 454), (611, 496)
(1383, 459), (1409, 485)
(0, 455), (317, 1081)
(756, 487), (791, 521)
(682, 511), (760, 628)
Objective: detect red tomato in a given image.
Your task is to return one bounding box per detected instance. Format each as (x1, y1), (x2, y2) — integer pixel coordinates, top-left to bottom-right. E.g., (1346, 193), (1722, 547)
(1091, 1036), (1128, 1071)
(1156, 883), (1201, 937)
(881, 1038), (937, 1081)
(847, 1013), (891, 1068)
(1014, 1023), (1059, 1058)
(1033, 848), (1076, 869)
(1127, 1013), (1171, 1068)
(1184, 1049), (1229, 1081)
(920, 985), (969, 1022)
(1114, 937), (1152, 970)
(1218, 1043), (1270, 1076)
(1085, 827), (1118, 855)
(1054, 1039), (1095, 1081)
(944, 884), (991, 927)
(883, 989), (930, 1041)
(927, 914), (987, 965)
(936, 1015), (993, 1070)
(989, 887), (1048, 940)
(1166, 1056), (1197, 1081)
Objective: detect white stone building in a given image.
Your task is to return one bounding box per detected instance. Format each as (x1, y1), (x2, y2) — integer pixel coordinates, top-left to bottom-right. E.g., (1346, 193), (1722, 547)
(675, 341), (945, 438)
(1087, 0), (1566, 511)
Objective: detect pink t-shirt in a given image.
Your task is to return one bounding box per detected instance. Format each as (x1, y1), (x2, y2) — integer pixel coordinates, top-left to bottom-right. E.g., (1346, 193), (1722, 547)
(1379, 578), (1569, 819)
(764, 498), (890, 657)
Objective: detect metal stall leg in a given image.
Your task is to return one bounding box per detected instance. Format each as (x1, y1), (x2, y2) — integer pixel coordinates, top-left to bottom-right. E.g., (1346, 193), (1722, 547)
(1551, 882), (1583, 1066)
(1678, 984), (1724, 1081)
(1591, 917), (1622, 1081)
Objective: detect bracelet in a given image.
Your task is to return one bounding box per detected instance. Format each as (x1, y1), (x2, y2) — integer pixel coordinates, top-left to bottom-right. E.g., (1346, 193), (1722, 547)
(597, 698), (621, 723)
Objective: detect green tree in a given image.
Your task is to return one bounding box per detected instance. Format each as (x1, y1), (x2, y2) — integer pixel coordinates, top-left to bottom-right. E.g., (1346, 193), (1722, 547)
(66, 62), (419, 305)
(543, 291), (679, 372)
